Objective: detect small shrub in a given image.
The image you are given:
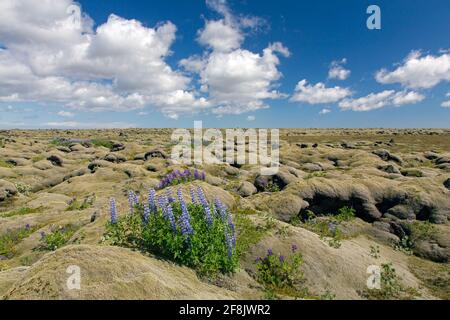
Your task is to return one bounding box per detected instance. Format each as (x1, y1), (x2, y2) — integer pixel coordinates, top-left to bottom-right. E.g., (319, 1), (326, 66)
(262, 181), (280, 193)
(50, 138), (72, 147)
(306, 171), (328, 179)
(393, 235), (414, 255)
(39, 225), (77, 251)
(0, 224), (37, 258)
(370, 245), (381, 259)
(305, 219), (343, 248)
(158, 169), (206, 189)
(105, 187), (238, 276)
(334, 206), (356, 222)
(255, 245), (307, 298)
(66, 196), (95, 211)
(362, 263), (412, 300)
(15, 182), (32, 195)
(394, 221), (436, 254)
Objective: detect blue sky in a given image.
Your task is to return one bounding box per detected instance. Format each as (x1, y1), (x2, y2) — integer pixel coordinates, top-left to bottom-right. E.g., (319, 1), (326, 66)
(0, 0), (449, 128)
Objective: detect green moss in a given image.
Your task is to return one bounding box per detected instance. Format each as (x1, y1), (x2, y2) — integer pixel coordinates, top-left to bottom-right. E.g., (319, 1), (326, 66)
(234, 213), (267, 255)
(0, 160), (13, 168)
(0, 206), (45, 218)
(0, 225), (39, 258)
(91, 139), (114, 149)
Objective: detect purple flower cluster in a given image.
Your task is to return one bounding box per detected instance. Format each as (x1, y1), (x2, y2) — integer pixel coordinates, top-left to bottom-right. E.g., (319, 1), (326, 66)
(159, 195), (176, 231)
(128, 191), (139, 214)
(197, 187), (213, 226)
(143, 204), (150, 224)
(148, 188), (157, 213)
(214, 198), (228, 220)
(110, 197), (117, 224)
(158, 169), (206, 189)
(177, 188), (193, 238)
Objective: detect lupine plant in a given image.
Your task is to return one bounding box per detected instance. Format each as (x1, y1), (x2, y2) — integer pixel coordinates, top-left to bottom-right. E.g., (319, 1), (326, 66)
(255, 245), (306, 298)
(106, 186), (238, 275)
(158, 169), (206, 189)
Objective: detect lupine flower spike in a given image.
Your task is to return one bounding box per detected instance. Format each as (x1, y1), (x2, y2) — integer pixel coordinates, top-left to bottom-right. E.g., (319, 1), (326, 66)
(110, 197), (117, 224)
(148, 188), (157, 213)
(143, 204), (150, 224)
(128, 191), (135, 215)
(190, 187), (197, 204)
(197, 187), (212, 226)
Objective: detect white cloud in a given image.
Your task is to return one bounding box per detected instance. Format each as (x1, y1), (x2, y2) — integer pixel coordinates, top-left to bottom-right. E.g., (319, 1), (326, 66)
(43, 121), (135, 129)
(57, 110), (75, 117)
(442, 101), (450, 108)
(0, 0), (207, 118)
(180, 0), (290, 115)
(328, 58), (351, 80)
(376, 51), (450, 89)
(290, 80), (351, 104)
(391, 91), (425, 106)
(339, 90), (424, 111)
(319, 108), (331, 115)
(247, 115), (256, 121)
(198, 19), (243, 52)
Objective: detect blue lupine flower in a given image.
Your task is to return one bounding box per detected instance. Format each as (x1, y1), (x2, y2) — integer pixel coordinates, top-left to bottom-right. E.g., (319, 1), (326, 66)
(165, 203), (177, 232)
(194, 169), (199, 180)
(279, 255), (285, 263)
(128, 191), (135, 214)
(110, 197), (117, 224)
(179, 200), (193, 238)
(267, 248), (273, 256)
(190, 187), (197, 204)
(214, 198), (228, 220)
(166, 187), (175, 203)
(291, 244), (298, 253)
(197, 187), (212, 226)
(158, 195), (168, 213)
(201, 171), (206, 181)
(177, 188), (185, 206)
(225, 231), (233, 259)
(143, 204), (150, 224)
(148, 188), (157, 213)
(227, 213), (236, 247)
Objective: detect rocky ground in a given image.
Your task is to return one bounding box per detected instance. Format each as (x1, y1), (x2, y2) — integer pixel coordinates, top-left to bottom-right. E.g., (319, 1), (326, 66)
(0, 128), (449, 300)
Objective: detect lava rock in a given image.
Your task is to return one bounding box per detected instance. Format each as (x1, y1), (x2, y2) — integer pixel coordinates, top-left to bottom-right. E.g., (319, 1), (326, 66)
(237, 181), (257, 197)
(444, 178), (450, 190)
(47, 155), (63, 167)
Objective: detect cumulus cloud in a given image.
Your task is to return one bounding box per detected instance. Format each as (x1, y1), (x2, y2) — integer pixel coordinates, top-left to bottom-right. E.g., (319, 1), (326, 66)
(247, 115), (256, 121)
(290, 80), (351, 104)
(442, 101), (450, 108)
(0, 0), (207, 118)
(180, 0), (289, 115)
(328, 58), (351, 80)
(339, 90), (424, 111)
(376, 51), (450, 89)
(319, 108), (331, 115)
